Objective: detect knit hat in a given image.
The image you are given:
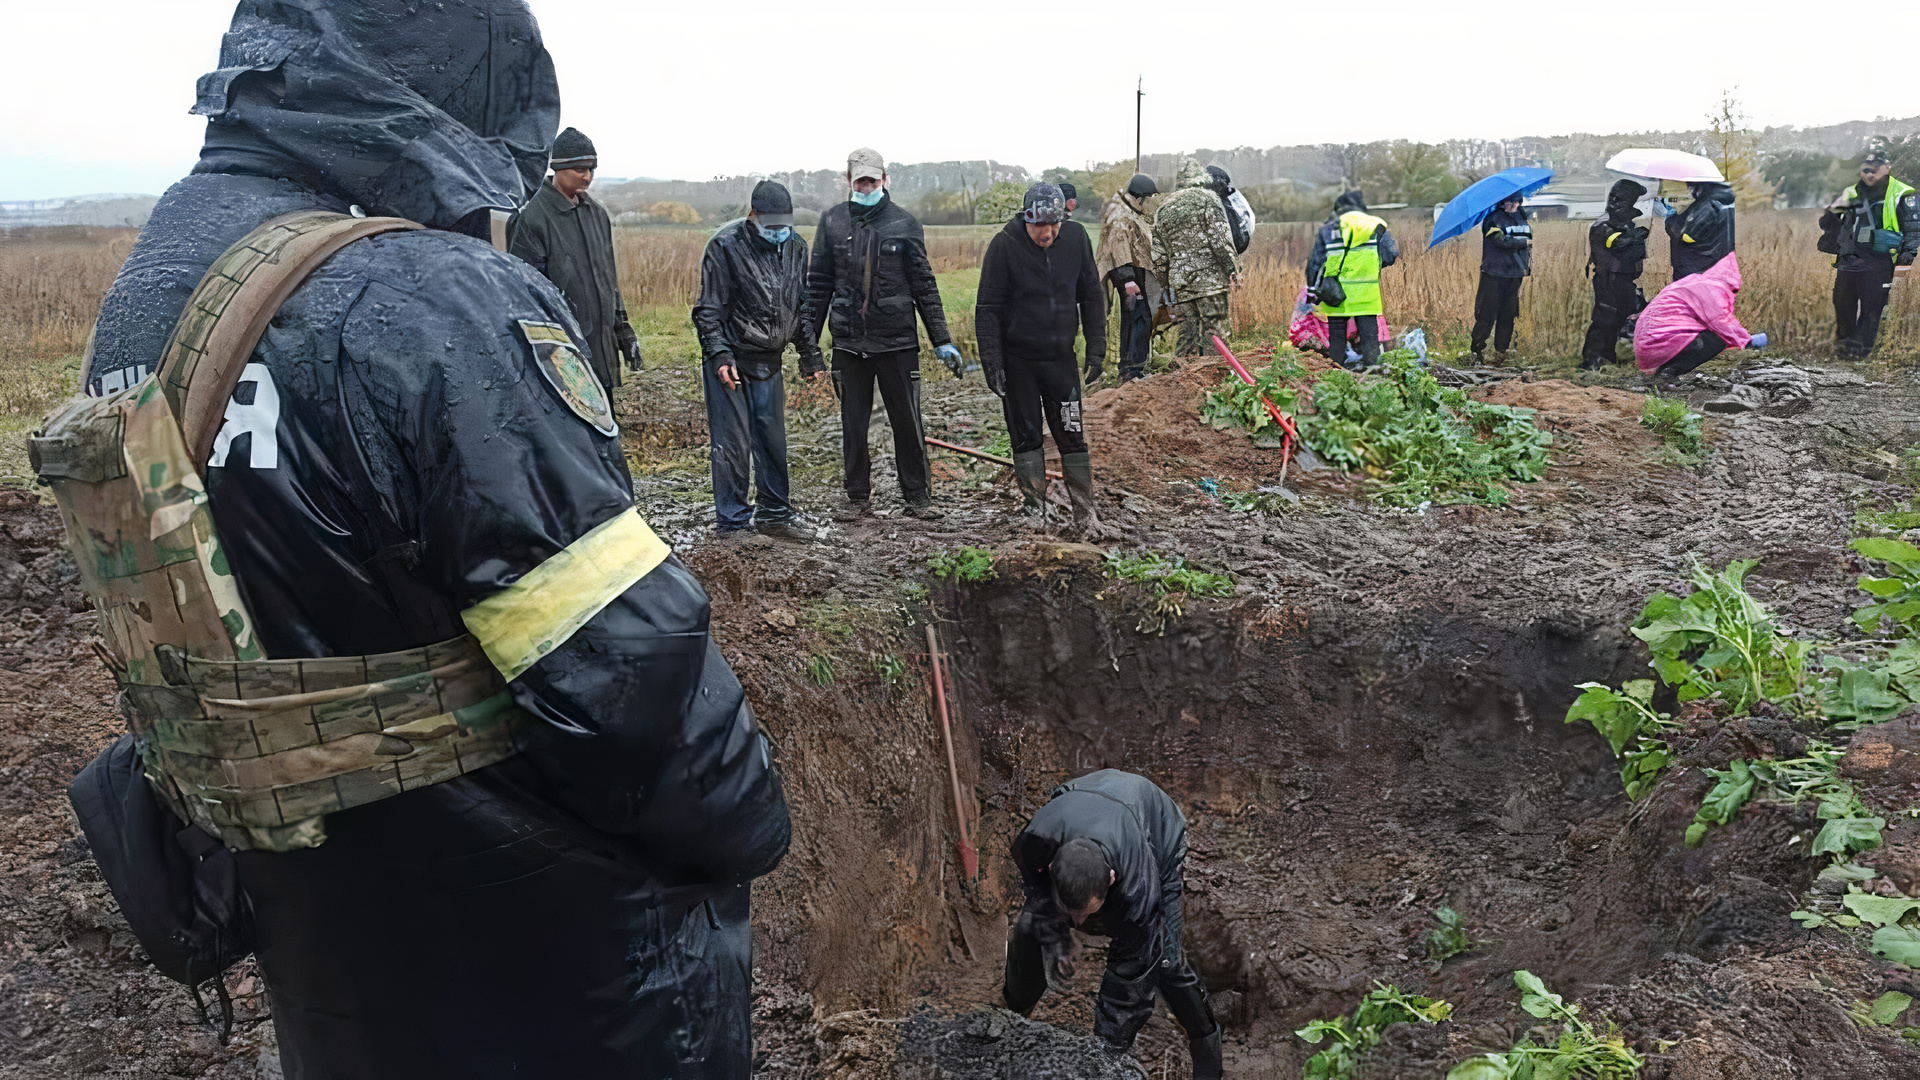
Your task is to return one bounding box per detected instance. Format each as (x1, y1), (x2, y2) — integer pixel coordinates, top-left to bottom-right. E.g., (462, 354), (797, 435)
(751, 180), (794, 227)
(550, 126), (596, 171)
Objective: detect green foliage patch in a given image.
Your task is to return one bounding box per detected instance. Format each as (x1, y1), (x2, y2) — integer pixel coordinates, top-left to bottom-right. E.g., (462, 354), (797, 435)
(1639, 395), (1703, 461)
(927, 546), (998, 584)
(1297, 984), (1453, 1080)
(1102, 550), (1233, 598)
(1446, 971), (1643, 1079)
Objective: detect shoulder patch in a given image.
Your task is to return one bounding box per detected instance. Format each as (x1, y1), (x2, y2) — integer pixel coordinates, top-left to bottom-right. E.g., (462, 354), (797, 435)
(515, 320), (616, 436)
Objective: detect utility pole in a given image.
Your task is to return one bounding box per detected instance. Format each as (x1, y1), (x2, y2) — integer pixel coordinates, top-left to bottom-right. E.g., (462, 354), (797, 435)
(1135, 77), (1144, 175)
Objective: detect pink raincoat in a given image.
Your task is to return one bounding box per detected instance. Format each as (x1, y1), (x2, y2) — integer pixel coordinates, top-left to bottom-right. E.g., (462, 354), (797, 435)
(1633, 252), (1751, 372)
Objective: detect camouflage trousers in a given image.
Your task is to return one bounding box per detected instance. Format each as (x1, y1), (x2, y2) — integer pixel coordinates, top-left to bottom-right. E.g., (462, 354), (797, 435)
(1173, 293), (1231, 357)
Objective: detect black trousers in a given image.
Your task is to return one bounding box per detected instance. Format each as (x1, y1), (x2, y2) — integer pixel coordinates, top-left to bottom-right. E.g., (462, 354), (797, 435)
(1582, 271), (1640, 364)
(832, 348), (929, 503)
(1472, 272), (1523, 353)
(1326, 314), (1382, 366)
(1835, 261), (1896, 359)
(1002, 356), (1088, 456)
(1118, 290), (1153, 380)
(1656, 331), (1728, 379)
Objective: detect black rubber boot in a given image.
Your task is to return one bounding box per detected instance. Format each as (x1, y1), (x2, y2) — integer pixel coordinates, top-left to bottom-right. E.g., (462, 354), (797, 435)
(1061, 451), (1108, 540)
(1189, 1027), (1223, 1079)
(1012, 450), (1048, 514)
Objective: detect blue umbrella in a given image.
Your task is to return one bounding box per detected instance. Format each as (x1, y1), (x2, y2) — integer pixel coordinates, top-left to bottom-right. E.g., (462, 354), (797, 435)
(1428, 167), (1555, 248)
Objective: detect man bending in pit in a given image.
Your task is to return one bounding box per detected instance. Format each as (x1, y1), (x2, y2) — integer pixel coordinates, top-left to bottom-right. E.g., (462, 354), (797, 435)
(1006, 769), (1224, 1079)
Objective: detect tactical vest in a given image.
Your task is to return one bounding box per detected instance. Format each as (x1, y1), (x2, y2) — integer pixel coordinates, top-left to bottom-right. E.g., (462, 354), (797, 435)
(33, 212), (531, 852)
(1319, 211), (1388, 317)
(1838, 176), (1914, 260)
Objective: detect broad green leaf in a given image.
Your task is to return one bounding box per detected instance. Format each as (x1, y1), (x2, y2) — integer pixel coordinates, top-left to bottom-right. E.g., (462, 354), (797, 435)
(1872, 925), (1920, 967)
(1885, 600), (1920, 625)
(1819, 861), (1881, 882)
(1791, 909), (1832, 929)
(1854, 536), (1920, 572)
(1446, 1056), (1513, 1080)
(1871, 991), (1914, 1026)
(1842, 892), (1920, 928)
(1812, 816), (1886, 856)
(1531, 1059), (1572, 1080)
(1564, 686), (1641, 755)
(1856, 603), (1888, 632)
(1860, 576), (1911, 598)
(1621, 679), (1656, 706)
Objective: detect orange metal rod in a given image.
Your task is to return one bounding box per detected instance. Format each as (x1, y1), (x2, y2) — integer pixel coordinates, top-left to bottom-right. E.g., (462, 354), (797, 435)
(925, 623), (978, 879)
(924, 436), (1063, 481)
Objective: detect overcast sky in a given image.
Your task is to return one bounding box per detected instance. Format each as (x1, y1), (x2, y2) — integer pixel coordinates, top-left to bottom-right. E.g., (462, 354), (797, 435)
(0, 0), (1905, 201)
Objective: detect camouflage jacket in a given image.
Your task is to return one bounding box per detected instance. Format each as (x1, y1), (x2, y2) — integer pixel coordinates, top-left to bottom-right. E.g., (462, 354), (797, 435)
(1097, 192), (1156, 286)
(1151, 162), (1238, 303)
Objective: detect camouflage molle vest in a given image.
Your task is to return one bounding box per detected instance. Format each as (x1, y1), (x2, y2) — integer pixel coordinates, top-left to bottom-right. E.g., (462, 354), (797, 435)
(32, 211), (523, 852)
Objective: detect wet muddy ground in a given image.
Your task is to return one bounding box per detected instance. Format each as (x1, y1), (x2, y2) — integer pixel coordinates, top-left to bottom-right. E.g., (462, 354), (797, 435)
(5, 353), (1920, 1077)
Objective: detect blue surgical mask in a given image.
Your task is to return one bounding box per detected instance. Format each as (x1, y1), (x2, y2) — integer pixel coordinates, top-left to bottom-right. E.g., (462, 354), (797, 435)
(850, 188), (885, 207)
(757, 223), (792, 245)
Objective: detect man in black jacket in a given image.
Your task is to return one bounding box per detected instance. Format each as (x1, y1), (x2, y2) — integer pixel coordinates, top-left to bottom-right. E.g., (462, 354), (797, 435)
(693, 180), (825, 537)
(1006, 770), (1223, 1080)
(809, 147), (963, 520)
(79, 3), (790, 1075)
(1581, 179), (1649, 369)
(1821, 151), (1920, 359)
(1664, 181), (1735, 279)
(1470, 195), (1532, 363)
(507, 126), (641, 394)
(976, 183), (1108, 534)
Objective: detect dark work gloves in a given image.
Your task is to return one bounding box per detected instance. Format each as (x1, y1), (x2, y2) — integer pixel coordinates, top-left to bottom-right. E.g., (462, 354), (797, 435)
(1084, 355), (1104, 384)
(615, 322), (643, 372)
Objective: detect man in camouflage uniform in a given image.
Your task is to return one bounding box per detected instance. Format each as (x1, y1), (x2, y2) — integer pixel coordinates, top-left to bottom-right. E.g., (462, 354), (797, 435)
(1096, 172), (1160, 381)
(1151, 158), (1239, 359)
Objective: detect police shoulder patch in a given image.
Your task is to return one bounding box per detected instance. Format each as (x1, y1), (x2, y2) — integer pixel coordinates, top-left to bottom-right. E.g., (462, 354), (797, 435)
(515, 320), (616, 436)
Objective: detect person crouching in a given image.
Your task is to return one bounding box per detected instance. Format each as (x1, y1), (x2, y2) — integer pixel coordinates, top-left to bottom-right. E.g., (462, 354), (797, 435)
(1632, 252), (1766, 384)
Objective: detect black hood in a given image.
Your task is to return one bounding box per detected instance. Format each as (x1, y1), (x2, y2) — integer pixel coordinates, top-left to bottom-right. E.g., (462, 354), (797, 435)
(191, 0), (560, 229)
(1334, 189), (1367, 214)
(1689, 182), (1735, 207)
(1606, 178), (1647, 217)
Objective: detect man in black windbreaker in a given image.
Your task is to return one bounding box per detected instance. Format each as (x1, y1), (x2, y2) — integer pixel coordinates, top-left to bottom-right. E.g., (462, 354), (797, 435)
(1820, 151), (1920, 359)
(508, 126), (642, 394)
(1581, 179), (1650, 369)
(809, 147), (963, 521)
(1470, 194), (1532, 364)
(80, 3), (789, 1076)
(1006, 770), (1223, 1080)
(1664, 181), (1736, 279)
(975, 182), (1108, 535)
(693, 180), (824, 538)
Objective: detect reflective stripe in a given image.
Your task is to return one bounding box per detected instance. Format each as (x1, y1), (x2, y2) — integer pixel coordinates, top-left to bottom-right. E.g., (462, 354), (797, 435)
(462, 507), (672, 680)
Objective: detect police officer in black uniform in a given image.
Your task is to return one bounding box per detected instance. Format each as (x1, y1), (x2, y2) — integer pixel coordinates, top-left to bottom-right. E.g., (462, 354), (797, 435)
(1821, 150), (1920, 359)
(1470, 195), (1532, 364)
(1581, 179), (1650, 369)
(1663, 181), (1736, 279)
(81, 4), (789, 1075)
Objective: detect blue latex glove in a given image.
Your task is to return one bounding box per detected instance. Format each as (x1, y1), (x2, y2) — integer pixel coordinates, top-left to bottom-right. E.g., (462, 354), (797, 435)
(934, 343), (965, 378)
(1747, 331), (1768, 349)
(1651, 198), (1675, 219)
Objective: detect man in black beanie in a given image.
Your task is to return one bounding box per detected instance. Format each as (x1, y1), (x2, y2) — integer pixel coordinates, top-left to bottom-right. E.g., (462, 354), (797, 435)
(1581, 179), (1650, 369)
(509, 125), (643, 393)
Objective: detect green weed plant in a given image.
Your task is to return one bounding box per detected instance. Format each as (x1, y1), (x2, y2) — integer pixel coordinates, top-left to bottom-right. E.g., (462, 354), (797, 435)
(1102, 551), (1233, 598)
(927, 546), (997, 584)
(1297, 984), (1453, 1080)
(1639, 395), (1703, 463)
(1446, 971), (1643, 1079)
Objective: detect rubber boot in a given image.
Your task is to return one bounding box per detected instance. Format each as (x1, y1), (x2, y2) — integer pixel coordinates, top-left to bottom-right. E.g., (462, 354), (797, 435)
(1189, 1027), (1224, 1080)
(1061, 452), (1110, 541)
(1012, 449), (1048, 515)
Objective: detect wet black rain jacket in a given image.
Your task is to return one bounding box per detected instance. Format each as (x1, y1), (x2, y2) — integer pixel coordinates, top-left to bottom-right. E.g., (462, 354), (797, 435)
(974, 214), (1106, 386)
(808, 192), (952, 356)
(1480, 205), (1533, 278)
(1590, 210), (1649, 277)
(82, 4), (788, 1076)
(693, 219), (824, 377)
(1667, 183), (1736, 278)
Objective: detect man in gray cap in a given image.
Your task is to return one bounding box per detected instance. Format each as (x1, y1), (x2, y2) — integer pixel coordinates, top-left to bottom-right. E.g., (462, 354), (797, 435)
(810, 147), (964, 520)
(1097, 172), (1161, 381)
(508, 126), (642, 393)
(976, 182), (1109, 536)
(693, 179), (824, 538)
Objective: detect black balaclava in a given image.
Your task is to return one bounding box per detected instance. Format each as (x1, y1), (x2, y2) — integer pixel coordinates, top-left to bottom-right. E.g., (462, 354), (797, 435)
(1606, 178), (1647, 220)
(191, 0), (561, 230)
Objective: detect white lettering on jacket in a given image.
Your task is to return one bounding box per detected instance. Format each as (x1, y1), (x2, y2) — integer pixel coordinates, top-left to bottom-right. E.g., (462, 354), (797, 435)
(208, 363), (281, 469)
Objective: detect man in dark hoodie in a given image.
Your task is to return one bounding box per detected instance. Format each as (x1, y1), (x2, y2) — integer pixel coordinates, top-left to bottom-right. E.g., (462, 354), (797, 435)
(1006, 770), (1224, 1080)
(75, 4), (790, 1076)
(1469, 194), (1533, 364)
(975, 182), (1108, 534)
(1581, 179), (1650, 369)
(507, 126), (641, 394)
(693, 179), (825, 538)
(809, 147), (962, 520)
(1664, 181), (1736, 279)
(1821, 151), (1919, 359)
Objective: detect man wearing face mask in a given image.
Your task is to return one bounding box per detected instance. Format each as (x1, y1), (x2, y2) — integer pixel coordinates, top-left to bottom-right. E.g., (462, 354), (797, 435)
(507, 126), (642, 395)
(1005, 770), (1224, 1079)
(976, 183), (1108, 535)
(809, 148), (962, 521)
(694, 179), (824, 538)
(1820, 151), (1919, 359)
(1661, 180), (1736, 279)
(65, 3), (790, 1076)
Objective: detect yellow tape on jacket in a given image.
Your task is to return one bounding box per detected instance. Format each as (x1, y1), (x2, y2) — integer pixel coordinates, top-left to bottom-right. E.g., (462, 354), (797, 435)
(461, 507), (672, 680)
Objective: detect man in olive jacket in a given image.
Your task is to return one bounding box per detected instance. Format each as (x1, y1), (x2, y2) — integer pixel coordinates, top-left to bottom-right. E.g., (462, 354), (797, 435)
(507, 126), (640, 394)
(809, 147), (964, 519)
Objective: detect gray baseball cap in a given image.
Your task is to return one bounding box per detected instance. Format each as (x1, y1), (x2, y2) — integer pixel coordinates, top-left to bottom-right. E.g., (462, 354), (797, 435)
(848, 147), (886, 181)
